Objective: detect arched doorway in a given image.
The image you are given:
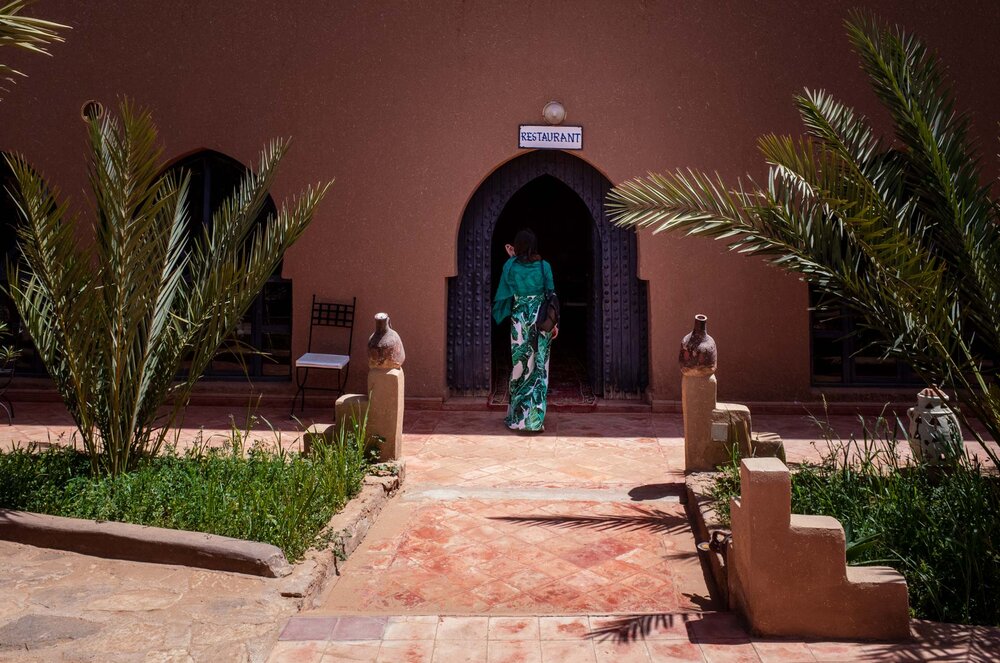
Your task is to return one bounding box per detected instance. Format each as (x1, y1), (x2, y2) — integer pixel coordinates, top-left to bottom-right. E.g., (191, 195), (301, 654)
(448, 150), (648, 399)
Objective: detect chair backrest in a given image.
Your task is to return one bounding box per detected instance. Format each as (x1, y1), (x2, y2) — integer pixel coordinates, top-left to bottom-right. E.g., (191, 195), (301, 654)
(307, 295), (357, 355)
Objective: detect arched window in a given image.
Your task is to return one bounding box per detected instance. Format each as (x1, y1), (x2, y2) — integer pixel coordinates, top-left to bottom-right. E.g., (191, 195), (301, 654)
(0, 156), (46, 375)
(163, 151), (293, 379)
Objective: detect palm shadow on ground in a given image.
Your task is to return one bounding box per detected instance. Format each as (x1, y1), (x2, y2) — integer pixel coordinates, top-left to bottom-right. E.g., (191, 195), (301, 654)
(488, 505), (689, 535)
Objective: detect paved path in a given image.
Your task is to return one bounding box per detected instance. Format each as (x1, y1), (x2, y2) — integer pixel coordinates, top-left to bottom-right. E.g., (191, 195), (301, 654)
(1, 404), (998, 661)
(269, 613), (998, 662)
(269, 410), (1000, 662)
(0, 539), (300, 661)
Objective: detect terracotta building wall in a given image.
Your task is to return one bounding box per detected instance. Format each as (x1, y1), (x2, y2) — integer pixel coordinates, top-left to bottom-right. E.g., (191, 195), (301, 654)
(2, 1), (999, 404)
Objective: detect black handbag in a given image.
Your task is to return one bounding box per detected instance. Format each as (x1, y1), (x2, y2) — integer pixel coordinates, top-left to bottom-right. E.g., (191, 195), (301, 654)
(535, 261), (559, 334)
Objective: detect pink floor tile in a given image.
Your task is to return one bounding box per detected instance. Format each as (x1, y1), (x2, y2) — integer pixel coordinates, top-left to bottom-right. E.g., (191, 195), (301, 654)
(383, 616), (439, 641)
(268, 641), (327, 663)
(376, 640), (435, 663)
(593, 638), (652, 663)
(540, 640), (598, 663)
(488, 640), (543, 663)
(280, 617), (338, 641)
(538, 616), (590, 641)
(488, 617), (540, 641)
(432, 639), (489, 663)
(436, 616), (490, 641)
(646, 641), (707, 663)
(698, 641), (762, 663)
(321, 641), (381, 662)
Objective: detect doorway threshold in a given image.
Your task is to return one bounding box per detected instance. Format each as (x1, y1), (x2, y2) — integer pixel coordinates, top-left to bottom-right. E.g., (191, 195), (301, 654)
(442, 396), (650, 413)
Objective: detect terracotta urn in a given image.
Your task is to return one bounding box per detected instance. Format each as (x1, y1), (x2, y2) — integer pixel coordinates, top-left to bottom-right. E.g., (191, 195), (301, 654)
(367, 313), (405, 369)
(678, 314), (717, 377)
(907, 386), (963, 466)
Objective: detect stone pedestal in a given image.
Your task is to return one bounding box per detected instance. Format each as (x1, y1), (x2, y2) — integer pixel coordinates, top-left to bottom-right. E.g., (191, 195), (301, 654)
(333, 312), (406, 462)
(679, 314), (781, 472)
(683, 374), (720, 470)
(366, 367), (403, 461)
(682, 375), (753, 471)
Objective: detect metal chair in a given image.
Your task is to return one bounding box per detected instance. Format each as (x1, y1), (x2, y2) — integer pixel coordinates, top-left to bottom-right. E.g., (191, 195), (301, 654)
(291, 295), (356, 414)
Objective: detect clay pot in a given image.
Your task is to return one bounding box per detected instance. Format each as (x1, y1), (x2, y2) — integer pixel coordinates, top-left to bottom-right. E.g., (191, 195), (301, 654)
(367, 313), (405, 369)
(907, 386), (963, 466)
(678, 314), (717, 377)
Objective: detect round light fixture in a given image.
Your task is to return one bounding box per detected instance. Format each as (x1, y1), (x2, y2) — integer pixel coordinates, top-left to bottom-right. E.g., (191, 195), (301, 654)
(542, 101), (566, 125)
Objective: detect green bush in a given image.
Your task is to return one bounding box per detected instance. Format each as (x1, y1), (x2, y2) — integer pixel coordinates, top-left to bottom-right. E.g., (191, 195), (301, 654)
(0, 418), (372, 562)
(711, 420), (1000, 626)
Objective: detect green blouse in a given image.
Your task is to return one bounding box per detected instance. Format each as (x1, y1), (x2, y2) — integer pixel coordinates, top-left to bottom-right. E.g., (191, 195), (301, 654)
(492, 257), (555, 323)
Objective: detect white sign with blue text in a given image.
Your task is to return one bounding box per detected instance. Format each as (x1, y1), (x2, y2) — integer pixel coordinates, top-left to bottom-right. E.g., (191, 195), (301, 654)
(518, 125), (583, 150)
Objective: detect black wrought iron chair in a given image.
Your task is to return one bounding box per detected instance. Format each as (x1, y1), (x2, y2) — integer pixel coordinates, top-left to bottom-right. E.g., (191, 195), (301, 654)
(291, 295), (356, 414)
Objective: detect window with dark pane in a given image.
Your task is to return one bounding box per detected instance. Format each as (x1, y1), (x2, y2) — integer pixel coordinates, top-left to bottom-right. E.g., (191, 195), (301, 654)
(164, 151), (292, 380)
(809, 286), (920, 386)
(0, 157), (47, 376)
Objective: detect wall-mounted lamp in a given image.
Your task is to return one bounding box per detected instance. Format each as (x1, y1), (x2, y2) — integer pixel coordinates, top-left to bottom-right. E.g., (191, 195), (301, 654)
(542, 101), (566, 125)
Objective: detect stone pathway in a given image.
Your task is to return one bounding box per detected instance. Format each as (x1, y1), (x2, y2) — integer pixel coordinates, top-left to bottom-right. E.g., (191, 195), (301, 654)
(270, 409), (1000, 662)
(269, 613), (1000, 662)
(1, 404), (998, 661)
(0, 540), (300, 661)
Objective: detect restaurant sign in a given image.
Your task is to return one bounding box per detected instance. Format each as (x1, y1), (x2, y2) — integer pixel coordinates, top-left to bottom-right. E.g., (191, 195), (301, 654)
(518, 125), (583, 150)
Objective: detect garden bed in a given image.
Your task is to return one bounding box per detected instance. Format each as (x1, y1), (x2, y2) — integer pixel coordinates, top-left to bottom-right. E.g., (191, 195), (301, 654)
(708, 434), (1000, 627)
(0, 432), (374, 564)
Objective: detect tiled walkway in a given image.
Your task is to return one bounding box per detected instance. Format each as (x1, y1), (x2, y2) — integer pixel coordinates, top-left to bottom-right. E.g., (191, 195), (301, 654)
(270, 613), (1000, 662)
(274, 408), (999, 661)
(319, 499), (706, 615)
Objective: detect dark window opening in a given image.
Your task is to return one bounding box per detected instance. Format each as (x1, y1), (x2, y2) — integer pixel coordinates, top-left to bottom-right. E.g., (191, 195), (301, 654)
(809, 287), (920, 386)
(1, 157), (47, 376)
(164, 151), (292, 380)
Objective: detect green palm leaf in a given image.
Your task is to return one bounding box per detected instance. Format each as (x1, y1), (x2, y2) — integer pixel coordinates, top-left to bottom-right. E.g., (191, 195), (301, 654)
(0, 1), (68, 100)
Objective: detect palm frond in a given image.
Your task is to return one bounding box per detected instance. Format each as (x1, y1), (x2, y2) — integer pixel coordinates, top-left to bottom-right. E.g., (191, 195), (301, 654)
(0, 1), (68, 99)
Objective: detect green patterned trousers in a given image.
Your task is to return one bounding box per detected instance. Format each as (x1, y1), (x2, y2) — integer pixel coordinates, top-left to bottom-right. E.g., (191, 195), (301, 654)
(505, 295), (552, 431)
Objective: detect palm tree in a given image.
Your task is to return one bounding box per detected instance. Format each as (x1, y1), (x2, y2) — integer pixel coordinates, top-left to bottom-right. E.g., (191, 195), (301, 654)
(607, 12), (1000, 467)
(0, 1), (67, 100)
(4, 100), (331, 476)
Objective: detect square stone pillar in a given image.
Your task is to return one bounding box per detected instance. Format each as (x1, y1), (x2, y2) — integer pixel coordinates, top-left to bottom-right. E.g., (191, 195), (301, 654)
(367, 367), (403, 461)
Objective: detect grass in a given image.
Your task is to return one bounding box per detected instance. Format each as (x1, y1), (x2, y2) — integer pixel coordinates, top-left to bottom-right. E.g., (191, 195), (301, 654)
(0, 415), (374, 562)
(710, 415), (1000, 626)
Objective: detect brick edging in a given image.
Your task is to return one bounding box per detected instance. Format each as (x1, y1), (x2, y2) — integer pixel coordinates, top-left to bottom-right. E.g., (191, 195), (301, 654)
(278, 463), (405, 605)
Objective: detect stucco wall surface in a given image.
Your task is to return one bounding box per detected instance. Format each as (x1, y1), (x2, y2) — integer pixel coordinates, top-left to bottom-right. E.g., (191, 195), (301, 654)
(2, 1), (999, 403)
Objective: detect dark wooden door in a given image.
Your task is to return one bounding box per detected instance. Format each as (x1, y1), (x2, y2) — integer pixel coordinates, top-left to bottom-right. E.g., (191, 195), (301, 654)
(447, 150), (648, 398)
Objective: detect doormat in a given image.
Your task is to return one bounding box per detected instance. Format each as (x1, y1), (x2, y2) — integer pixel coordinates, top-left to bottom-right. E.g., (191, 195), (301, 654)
(489, 355), (597, 407)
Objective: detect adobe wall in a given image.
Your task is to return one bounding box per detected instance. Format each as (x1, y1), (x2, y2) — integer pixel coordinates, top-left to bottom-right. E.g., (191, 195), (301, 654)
(2, 1), (999, 403)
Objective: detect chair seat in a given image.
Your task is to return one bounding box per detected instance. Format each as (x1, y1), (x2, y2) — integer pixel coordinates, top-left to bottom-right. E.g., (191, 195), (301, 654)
(295, 352), (350, 370)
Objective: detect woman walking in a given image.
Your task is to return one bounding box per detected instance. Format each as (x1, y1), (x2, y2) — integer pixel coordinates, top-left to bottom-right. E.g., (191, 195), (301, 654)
(492, 229), (558, 432)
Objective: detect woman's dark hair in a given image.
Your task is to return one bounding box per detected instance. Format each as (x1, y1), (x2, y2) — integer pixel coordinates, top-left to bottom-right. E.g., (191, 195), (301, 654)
(513, 229), (540, 262)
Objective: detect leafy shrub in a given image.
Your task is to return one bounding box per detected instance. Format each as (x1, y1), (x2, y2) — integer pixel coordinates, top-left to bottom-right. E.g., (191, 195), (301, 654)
(711, 418), (1000, 626)
(0, 417), (372, 562)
